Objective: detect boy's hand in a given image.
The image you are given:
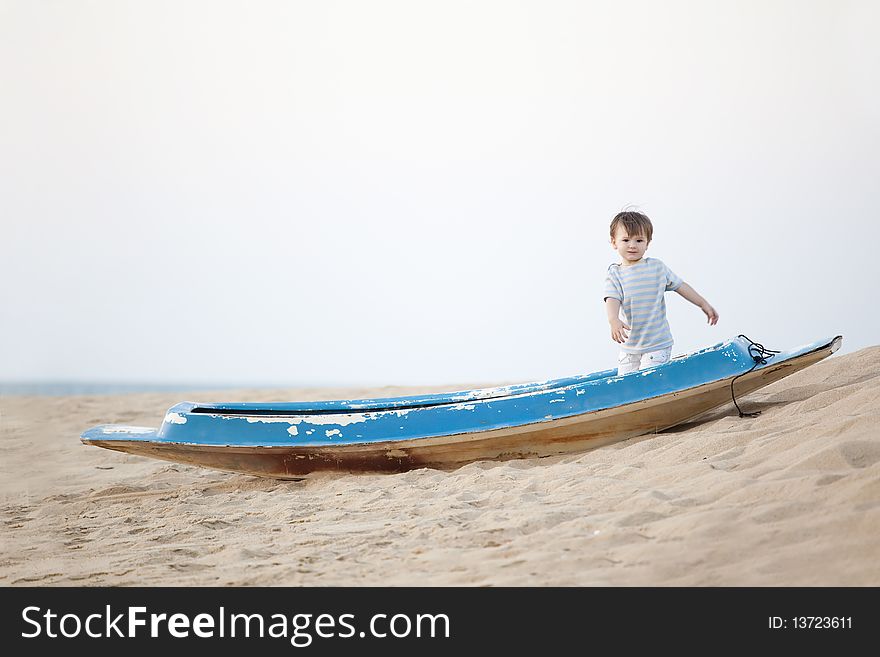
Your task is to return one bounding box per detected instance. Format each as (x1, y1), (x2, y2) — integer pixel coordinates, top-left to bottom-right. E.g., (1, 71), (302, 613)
(609, 318), (630, 343)
(701, 302), (719, 325)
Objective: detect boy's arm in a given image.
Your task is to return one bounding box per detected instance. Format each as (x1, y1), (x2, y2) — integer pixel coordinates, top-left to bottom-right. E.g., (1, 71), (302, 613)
(605, 297), (630, 343)
(674, 282), (719, 325)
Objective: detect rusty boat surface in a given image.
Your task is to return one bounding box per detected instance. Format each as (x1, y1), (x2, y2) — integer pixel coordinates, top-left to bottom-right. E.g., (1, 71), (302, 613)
(81, 335), (842, 479)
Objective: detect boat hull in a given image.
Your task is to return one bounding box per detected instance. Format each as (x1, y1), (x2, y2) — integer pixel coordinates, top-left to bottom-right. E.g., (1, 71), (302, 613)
(82, 336), (841, 478)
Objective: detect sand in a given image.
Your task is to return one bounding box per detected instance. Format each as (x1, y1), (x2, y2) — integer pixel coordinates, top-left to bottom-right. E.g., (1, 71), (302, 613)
(2, 347), (879, 586)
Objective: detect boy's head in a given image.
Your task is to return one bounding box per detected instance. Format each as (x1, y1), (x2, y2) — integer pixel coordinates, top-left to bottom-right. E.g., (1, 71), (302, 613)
(609, 210), (653, 243)
(610, 210), (653, 264)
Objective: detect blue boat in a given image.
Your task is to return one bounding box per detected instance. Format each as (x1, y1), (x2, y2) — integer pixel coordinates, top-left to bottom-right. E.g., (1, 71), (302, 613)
(81, 335), (841, 478)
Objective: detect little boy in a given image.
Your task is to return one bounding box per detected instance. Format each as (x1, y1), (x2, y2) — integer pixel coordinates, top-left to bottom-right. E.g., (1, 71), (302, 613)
(603, 210), (718, 375)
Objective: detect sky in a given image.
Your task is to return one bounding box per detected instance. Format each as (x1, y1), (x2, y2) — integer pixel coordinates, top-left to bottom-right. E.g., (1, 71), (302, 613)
(1, 0), (878, 388)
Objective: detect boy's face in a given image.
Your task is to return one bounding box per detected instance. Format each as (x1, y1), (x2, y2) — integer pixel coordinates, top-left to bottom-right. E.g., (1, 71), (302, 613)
(611, 226), (649, 264)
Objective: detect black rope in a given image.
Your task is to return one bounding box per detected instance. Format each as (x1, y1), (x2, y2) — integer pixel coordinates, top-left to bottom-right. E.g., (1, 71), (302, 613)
(730, 335), (780, 418)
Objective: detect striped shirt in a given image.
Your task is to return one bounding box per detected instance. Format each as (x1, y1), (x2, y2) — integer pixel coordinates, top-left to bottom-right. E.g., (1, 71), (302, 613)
(603, 257), (683, 354)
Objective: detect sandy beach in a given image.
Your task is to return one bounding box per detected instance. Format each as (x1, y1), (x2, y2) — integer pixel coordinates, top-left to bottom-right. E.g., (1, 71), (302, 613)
(2, 346), (879, 587)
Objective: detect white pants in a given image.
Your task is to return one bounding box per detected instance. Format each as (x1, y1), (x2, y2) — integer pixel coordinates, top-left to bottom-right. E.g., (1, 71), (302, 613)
(617, 347), (673, 375)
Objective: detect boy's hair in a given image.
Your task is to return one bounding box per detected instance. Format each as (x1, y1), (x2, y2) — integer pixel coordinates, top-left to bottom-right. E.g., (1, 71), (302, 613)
(610, 210), (653, 242)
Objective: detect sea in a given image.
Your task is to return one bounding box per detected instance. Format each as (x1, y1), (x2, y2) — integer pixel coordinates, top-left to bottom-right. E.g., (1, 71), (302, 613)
(0, 382), (243, 396)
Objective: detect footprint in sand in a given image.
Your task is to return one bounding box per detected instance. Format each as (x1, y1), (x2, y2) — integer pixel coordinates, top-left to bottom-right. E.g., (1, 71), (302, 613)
(838, 441), (880, 469)
(617, 511), (666, 527)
